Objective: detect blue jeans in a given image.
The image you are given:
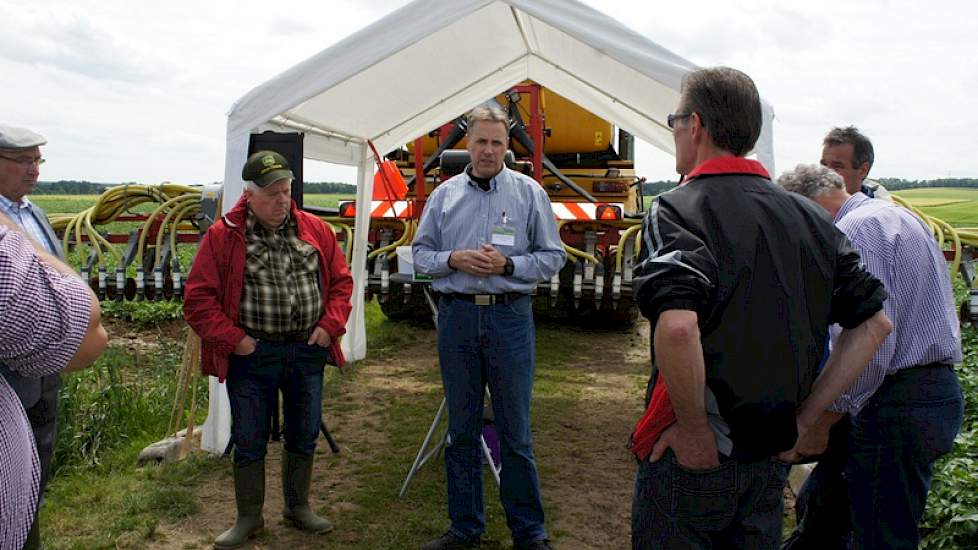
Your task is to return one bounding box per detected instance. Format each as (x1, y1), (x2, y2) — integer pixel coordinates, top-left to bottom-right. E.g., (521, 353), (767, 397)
(785, 365), (964, 550)
(437, 295), (547, 545)
(226, 340), (329, 465)
(632, 449), (791, 549)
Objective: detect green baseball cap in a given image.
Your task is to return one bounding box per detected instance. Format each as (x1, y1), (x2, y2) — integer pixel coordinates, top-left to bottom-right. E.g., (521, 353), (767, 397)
(242, 150), (294, 188)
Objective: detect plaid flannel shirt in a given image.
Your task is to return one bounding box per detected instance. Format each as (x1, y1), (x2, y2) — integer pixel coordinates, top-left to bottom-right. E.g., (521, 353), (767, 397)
(238, 209), (323, 335)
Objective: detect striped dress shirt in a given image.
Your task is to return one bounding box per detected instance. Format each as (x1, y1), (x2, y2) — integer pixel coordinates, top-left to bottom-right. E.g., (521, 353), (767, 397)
(830, 193), (962, 414)
(413, 167), (565, 294)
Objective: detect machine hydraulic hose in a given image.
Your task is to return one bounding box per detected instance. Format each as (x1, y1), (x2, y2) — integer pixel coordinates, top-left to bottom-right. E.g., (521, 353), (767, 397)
(49, 183), (203, 300)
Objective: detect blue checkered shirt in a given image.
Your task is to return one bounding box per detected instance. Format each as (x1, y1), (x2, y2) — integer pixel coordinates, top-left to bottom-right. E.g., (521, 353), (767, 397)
(830, 193), (962, 414)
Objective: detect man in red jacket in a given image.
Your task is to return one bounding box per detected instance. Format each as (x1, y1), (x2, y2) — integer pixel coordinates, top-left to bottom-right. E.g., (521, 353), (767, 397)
(184, 150), (353, 549)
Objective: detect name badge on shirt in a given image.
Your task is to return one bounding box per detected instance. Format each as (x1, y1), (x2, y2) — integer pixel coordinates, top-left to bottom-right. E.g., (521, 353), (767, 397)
(491, 225), (515, 247)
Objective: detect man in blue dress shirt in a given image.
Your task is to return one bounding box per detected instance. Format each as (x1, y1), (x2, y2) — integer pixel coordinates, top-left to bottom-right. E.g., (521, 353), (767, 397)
(779, 164), (964, 549)
(413, 105), (565, 550)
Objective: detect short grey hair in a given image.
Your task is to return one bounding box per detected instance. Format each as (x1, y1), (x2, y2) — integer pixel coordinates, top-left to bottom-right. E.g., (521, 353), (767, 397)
(245, 181), (261, 193)
(777, 164), (844, 199)
(466, 105), (509, 131)
(823, 126), (874, 171)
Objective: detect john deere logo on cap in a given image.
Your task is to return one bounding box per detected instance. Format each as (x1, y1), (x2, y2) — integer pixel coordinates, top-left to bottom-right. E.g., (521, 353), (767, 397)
(259, 154), (284, 175)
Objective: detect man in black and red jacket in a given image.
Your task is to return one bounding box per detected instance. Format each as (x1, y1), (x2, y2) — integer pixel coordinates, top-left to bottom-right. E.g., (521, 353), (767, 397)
(629, 67), (893, 550)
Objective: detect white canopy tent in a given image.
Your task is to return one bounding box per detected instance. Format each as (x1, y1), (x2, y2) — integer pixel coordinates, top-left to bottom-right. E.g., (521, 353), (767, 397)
(201, 0), (776, 453)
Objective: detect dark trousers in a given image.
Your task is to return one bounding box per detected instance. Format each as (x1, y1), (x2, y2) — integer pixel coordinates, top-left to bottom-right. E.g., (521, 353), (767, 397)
(785, 365), (964, 550)
(26, 375), (60, 495)
(436, 295), (547, 545)
(632, 449), (790, 549)
(226, 341), (329, 465)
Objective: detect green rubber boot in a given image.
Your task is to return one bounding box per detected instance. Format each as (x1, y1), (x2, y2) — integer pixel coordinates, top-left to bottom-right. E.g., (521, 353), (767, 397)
(213, 459), (265, 549)
(282, 451), (334, 533)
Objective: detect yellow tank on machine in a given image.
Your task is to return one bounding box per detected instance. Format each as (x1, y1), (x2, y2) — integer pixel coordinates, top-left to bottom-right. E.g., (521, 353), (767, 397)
(418, 84), (614, 156)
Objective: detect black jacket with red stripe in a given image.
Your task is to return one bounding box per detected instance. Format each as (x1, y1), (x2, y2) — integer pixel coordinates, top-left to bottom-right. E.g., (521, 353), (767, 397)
(633, 158), (885, 459)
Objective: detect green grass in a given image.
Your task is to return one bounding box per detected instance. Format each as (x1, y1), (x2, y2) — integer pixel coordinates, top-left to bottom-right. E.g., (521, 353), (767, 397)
(41, 328), (217, 550)
(895, 188), (978, 227)
(30, 194), (99, 214)
(44, 454), (224, 550)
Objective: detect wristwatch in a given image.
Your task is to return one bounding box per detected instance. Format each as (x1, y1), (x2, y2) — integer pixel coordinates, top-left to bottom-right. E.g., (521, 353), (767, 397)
(503, 257), (514, 276)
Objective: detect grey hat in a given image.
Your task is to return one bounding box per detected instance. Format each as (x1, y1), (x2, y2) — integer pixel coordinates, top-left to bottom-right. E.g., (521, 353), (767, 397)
(0, 125), (46, 151)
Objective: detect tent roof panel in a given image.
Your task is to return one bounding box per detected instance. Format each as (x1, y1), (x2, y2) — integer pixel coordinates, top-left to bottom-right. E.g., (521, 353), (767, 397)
(225, 0), (775, 175)
(285, 3), (528, 142)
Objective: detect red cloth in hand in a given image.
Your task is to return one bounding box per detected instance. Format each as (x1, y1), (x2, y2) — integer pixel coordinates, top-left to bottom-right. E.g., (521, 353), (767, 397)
(630, 381), (676, 461)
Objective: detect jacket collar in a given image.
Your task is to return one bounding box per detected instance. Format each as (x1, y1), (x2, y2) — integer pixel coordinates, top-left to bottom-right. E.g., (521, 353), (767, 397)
(683, 157), (770, 183)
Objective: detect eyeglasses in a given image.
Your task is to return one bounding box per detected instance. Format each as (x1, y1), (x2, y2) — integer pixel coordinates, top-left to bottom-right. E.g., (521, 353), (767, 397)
(0, 155), (45, 167)
(666, 112), (693, 129)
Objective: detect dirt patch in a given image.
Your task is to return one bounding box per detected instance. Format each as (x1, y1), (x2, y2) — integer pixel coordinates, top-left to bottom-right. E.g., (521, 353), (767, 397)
(105, 317), (188, 353)
(536, 323), (649, 550)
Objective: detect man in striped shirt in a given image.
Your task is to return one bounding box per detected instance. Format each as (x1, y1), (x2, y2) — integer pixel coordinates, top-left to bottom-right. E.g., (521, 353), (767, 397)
(779, 164), (964, 549)
(820, 126), (892, 201)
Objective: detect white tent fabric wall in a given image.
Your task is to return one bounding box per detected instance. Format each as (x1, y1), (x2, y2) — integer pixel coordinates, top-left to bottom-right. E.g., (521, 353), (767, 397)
(200, 0), (776, 454)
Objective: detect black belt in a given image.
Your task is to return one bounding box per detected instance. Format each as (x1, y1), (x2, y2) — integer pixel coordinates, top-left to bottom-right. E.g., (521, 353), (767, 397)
(442, 292), (527, 306)
(245, 329), (311, 343)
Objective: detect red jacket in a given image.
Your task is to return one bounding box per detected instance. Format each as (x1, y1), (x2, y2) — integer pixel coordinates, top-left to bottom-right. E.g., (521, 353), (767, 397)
(183, 194), (353, 381)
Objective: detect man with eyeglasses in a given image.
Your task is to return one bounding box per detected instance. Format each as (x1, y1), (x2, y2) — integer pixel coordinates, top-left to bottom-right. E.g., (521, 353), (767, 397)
(0, 124), (65, 550)
(628, 68), (892, 549)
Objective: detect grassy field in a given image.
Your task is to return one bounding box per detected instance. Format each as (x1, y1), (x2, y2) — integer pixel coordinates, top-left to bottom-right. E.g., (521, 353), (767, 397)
(33, 188), (978, 227)
(33, 193), (355, 213)
(893, 187), (978, 227)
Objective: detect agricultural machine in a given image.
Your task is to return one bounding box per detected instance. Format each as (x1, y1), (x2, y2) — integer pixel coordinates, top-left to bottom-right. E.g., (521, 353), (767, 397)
(50, 82), (978, 325)
(323, 82), (649, 323)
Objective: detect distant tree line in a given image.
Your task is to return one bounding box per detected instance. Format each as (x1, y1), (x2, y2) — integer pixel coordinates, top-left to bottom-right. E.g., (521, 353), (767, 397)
(35, 180), (114, 194)
(876, 178), (978, 190)
(34, 177), (978, 196)
(302, 182), (357, 194)
(640, 177), (978, 196)
(35, 180), (357, 195)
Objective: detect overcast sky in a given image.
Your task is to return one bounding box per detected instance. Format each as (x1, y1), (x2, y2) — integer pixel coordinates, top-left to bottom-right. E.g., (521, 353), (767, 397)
(2, 0), (975, 186)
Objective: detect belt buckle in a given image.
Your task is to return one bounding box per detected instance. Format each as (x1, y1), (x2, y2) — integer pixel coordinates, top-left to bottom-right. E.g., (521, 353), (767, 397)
(475, 294), (492, 306)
